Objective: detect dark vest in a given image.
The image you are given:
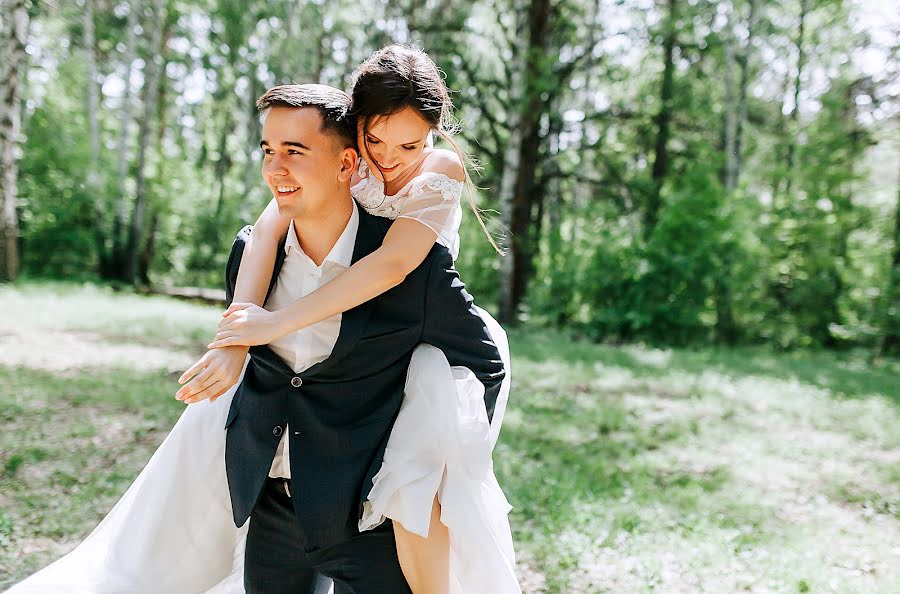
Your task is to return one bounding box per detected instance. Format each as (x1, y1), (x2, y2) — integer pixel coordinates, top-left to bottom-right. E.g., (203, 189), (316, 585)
(223, 205), (505, 552)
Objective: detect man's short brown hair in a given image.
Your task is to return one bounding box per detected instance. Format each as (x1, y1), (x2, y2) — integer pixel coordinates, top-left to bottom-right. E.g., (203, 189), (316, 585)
(256, 84), (357, 150)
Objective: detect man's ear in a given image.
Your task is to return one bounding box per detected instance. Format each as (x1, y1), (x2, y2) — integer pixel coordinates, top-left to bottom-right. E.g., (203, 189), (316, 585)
(337, 147), (358, 183)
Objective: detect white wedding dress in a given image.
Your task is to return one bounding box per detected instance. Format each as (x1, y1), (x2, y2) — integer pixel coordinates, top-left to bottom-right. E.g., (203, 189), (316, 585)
(4, 160), (520, 594)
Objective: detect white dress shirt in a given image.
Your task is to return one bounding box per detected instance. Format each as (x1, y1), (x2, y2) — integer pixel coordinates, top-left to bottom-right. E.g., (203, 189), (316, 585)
(266, 202), (360, 478)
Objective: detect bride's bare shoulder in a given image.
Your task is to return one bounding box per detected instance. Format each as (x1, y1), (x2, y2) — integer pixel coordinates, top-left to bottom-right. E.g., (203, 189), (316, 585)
(420, 149), (465, 182)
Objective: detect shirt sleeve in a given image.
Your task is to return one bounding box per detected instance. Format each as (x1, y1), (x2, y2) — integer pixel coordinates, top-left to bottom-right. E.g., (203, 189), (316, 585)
(420, 246), (505, 422)
(397, 173), (464, 245)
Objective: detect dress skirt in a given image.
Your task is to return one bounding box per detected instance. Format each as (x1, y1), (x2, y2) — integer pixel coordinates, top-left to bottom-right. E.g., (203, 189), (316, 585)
(4, 306), (516, 594)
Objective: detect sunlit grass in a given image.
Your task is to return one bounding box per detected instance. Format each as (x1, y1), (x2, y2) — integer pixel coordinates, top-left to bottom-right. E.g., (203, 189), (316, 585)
(498, 327), (899, 593)
(1, 284), (898, 593)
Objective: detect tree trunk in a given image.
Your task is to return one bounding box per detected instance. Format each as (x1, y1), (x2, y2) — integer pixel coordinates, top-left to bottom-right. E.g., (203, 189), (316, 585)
(498, 0), (552, 323)
(126, 0), (166, 284)
(279, 0), (297, 84)
(213, 110), (233, 223)
(315, 29), (326, 84)
(877, 169), (900, 356)
(734, 0), (758, 191)
(497, 0), (528, 324)
(782, 0), (809, 200)
(84, 0), (100, 176)
(83, 0), (108, 268)
(722, 0), (738, 192)
(714, 0), (757, 345)
(574, 0), (600, 244)
(646, 0), (678, 238)
(138, 209), (159, 285)
(110, 0), (139, 278)
(243, 71), (262, 210)
(546, 109), (562, 244)
(511, 111), (544, 308)
(0, 0), (29, 282)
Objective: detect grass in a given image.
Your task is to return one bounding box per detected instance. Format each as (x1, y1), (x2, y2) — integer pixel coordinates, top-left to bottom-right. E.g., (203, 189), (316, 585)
(1, 282), (899, 593)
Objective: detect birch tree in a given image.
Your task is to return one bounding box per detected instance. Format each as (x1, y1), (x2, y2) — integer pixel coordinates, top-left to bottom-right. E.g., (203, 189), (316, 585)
(0, 0), (29, 282)
(126, 0), (166, 283)
(878, 171), (900, 356)
(110, 0), (138, 278)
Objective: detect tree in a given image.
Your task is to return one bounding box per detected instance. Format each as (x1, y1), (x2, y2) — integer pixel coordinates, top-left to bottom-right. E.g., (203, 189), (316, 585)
(714, 0), (759, 344)
(878, 170), (900, 355)
(126, 0), (166, 284)
(108, 0), (139, 279)
(645, 0), (678, 238)
(0, 0), (30, 282)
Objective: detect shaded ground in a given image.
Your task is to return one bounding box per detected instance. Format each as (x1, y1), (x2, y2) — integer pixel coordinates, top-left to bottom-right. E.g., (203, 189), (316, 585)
(1, 283), (899, 592)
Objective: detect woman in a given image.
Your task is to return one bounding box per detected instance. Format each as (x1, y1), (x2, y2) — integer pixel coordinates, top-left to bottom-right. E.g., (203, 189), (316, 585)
(5, 46), (517, 594)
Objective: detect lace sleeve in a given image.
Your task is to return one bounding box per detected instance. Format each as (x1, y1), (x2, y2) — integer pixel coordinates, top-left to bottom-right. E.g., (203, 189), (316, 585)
(398, 172), (464, 246)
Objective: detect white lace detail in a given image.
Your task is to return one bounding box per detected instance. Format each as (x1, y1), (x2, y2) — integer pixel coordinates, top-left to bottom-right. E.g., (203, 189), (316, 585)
(407, 173), (464, 203)
(350, 160), (464, 261)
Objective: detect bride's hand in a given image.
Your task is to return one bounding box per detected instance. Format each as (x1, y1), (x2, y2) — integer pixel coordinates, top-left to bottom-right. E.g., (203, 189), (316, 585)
(176, 346), (248, 404)
(208, 303), (287, 348)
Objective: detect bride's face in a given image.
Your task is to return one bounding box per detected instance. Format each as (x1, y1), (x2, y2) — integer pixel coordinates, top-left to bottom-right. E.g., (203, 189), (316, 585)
(358, 107), (432, 183)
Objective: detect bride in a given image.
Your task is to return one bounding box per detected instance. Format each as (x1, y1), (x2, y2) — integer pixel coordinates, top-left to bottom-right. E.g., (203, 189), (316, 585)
(5, 45), (518, 594)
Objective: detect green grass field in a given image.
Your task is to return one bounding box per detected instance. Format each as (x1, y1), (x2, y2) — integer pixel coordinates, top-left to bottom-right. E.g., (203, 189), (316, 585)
(1, 283), (898, 593)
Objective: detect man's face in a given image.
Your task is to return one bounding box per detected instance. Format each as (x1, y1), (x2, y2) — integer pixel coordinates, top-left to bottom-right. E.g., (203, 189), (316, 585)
(260, 106), (354, 219)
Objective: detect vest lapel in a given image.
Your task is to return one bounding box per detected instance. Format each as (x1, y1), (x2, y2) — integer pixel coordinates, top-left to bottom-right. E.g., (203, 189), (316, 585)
(241, 235), (295, 376)
(300, 205), (383, 378)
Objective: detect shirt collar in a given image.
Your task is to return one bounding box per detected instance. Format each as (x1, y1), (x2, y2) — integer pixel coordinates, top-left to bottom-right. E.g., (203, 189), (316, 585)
(284, 201), (359, 269)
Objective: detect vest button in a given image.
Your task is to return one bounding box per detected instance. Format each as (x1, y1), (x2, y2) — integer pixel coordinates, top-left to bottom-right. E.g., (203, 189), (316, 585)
(272, 425), (283, 437)
(291, 376), (303, 387)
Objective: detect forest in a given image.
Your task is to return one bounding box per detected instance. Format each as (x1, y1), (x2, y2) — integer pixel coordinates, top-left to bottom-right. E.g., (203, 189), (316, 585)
(2, 2), (900, 592)
(1, 0), (898, 351)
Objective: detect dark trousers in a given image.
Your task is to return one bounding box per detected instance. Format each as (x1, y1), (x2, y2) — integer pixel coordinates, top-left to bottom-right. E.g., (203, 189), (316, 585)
(244, 478), (413, 594)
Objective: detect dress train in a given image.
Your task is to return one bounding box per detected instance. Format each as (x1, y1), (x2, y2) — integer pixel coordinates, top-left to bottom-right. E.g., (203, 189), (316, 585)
(4, 307), (515, 593)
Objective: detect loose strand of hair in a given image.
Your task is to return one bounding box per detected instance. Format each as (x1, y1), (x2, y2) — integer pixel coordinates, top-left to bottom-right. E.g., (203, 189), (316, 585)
(436, 129), (504, 256)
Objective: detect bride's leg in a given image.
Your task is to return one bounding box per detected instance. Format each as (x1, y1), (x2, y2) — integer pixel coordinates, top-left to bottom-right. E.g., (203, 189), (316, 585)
(393, 495), (449, 594)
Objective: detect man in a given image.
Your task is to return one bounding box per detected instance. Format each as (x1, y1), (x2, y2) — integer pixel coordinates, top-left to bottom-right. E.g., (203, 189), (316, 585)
(222, 84), (505, 593)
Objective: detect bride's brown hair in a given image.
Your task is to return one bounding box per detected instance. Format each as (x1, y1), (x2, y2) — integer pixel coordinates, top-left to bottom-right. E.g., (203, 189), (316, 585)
(348, 45), (500, 253)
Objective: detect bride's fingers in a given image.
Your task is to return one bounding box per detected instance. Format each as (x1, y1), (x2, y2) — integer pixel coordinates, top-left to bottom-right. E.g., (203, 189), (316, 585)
(208, 381), (235, 402)
(218, 309), (249, 329)
(177, 359), (207, 385)
(222, 303), (252, 318)
(183, 379), (224, 404)
(213, 329), (236, 342)
(218, 311), (247, 330)
(176, 366), (215, 400)
(208, 333), (240, 349)
(175, 372), (204, 400)
(208, 337), (240, 349)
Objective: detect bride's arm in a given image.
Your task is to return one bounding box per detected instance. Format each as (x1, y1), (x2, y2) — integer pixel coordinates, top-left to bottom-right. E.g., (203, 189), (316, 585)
(208, 218), (439, 348)
(209, 153), (464, 348)
(175, 198), (290, 404)
(231, 197), (290, 305)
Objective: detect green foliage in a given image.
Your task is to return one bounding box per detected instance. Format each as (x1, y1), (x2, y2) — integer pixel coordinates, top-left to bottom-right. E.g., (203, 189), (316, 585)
(18, 56), (102, 277)
(629, 167), (725, 344)
(10, 0), (899, 353)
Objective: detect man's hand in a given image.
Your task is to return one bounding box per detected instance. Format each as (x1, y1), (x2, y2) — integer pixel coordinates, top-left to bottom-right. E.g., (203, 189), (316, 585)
(207, 303), (287, 349)
(176, 346), (249, 404)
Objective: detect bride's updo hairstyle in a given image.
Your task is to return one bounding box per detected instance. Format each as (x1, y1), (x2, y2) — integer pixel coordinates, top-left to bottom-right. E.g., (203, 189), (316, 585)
(348, 45), (500, 253)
